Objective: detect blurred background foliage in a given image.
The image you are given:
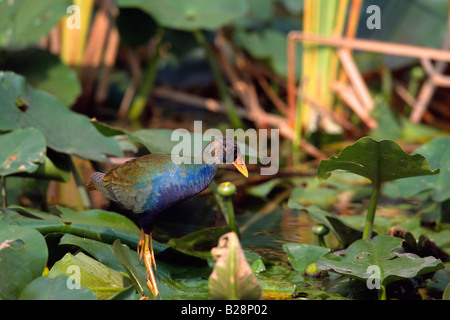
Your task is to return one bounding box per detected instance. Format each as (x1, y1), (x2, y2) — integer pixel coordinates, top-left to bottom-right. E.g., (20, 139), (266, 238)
(0, 0), (449, 300)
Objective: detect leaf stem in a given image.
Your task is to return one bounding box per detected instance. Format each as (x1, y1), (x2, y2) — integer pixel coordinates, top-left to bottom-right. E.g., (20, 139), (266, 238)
(378, 285), (386, 300)
(1, 176), (6, 210)
(362, 180), (380, 240)
(69, 158), (92, 210)
(210, 181), (239, 236)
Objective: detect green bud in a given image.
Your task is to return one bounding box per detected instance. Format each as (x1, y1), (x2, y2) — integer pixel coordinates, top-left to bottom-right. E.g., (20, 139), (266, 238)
(312, 224), (329, 236)
(218, 182), (236, 197)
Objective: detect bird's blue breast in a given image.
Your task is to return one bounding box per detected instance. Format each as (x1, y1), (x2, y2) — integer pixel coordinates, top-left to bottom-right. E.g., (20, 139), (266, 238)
(140, 162), (217, 214)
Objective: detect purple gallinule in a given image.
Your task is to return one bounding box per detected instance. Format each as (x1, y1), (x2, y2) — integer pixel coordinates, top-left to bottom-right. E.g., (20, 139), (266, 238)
(87, 137), (248, 297)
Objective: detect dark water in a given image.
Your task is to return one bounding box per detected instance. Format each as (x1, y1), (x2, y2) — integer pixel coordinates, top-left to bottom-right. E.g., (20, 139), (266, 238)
(152, 192), (318, 262)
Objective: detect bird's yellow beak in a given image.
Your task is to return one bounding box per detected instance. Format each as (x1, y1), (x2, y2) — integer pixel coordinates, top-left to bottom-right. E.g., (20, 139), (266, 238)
(233, 155), (248, 178)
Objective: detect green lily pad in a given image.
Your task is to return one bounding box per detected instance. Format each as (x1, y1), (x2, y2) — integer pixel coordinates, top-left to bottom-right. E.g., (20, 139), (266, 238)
(112, 239), (154, 298)
(0, 71), (122, 162)
(318, 137), (439, 185)
(0, 128), (46, 176)
(7, 205), (141, 248)
(283, 243), (329, 274)
(316, 235), (444, 288)
(0, 222), (48, 299)
(383, 136), (450, 203)
(0, 0), (70, 49)
(48, 252), (132, 300)
(2, 49), (82, 106)
(117, 0), (248, 31)
(59, 234), (126, 272)
(19, 275), (97, 300)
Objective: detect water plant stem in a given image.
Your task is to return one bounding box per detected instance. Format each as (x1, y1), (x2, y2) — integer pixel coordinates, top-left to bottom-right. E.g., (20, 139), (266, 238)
(69, 158), (92, 210)
(362, 180), (381, 240)
(192, 29), (244, 129)
(1, 176), (6, 210)
(225, 197), (238, 236)
(211, 181), (239, 236)
(378, 285), (386, 300)
(128, 27), (164, 124)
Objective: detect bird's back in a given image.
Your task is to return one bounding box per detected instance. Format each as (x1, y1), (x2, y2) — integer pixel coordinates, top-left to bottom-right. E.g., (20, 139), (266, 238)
(88, 154), (217, 214)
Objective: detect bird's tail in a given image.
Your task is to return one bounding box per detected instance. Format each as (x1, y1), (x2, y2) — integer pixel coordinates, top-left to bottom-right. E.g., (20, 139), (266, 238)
(86, 172), (105, 191)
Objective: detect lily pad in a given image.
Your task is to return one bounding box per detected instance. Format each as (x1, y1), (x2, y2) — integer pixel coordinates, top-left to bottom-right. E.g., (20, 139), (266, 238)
(48, 252), (132, 300)
(117, 0), (248, 31)
(283, 243), (329, 274)
(316, 235), (444, 288)
(19, 275), (97, 300)
(0, 71), (122, 162)
(59, 234), (126, 272)
(112, 239), (151, 297)
(318, 137), (439, 185)
(0, 0), (70, 49)
(383, 136), (450, 203)
(0, 128), (46, 176)
(7, 205), (141, 248)
(0, 222), (48, 299)
(1, 49), (82, 106)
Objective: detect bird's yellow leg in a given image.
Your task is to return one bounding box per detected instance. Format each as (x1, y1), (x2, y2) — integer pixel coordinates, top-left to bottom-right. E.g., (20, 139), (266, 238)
(143, 233), (159, 297)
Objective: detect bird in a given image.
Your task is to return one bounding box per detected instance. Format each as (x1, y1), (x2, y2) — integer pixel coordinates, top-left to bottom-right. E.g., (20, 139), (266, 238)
(86, 137), (248, 297)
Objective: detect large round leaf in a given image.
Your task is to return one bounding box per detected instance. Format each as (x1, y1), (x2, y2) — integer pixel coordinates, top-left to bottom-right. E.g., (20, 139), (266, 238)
(0, 0), (70, 49)
(283, 243), (329, 274)
(2, 49), (81, 106)
(0, 128), (46, 176)
(0, 72), (122, 162)
(383, 136), (450, 203)
(318, 137), (439, 185)
(19, 275), (97, 300)
(316, 235), (444, 287)
(0, 222), (48, 299)
(117, 0), (248, 31)
(7, 205), (141, 248)
(48, 252), (131, 300)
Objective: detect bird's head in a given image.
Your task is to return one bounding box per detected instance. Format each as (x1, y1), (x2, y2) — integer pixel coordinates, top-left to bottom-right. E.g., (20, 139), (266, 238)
(203, 137), (248, 178)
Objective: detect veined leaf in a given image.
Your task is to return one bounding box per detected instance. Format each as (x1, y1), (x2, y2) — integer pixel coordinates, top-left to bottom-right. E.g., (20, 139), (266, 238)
(0, 128), (45, 176)
(117, 0), (247, 31)
(316, 235), (444, 287)
(0, 222), (48, 299)
(318, 137), (439, 185)
(48, 252), (131, 300)
(0, 72), (122, 162)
